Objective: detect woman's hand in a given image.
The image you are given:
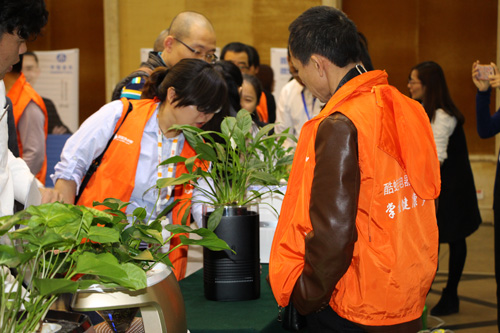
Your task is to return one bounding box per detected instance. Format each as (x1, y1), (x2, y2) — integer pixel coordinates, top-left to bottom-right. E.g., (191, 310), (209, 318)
(472, 60), (491, 92)
(489, 62), (500, 89)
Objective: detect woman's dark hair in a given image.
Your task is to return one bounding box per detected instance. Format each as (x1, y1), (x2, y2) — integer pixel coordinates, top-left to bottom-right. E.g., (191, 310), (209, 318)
(410, 61), (465, 125)
(0, 0), (48, 40)
(213, 60), (243, 113)
(242, 74), (262, 105)
(142, 58), (227, 114)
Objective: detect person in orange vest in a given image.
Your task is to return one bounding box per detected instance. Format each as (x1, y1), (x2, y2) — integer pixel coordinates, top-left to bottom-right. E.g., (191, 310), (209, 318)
(269, 6), (441, 332)
(52, 59), (227, 280)
(4, 55), (48, 185)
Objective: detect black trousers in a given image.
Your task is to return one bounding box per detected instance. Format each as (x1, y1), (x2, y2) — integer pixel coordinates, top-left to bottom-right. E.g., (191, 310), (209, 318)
(306, 307), (365, 333)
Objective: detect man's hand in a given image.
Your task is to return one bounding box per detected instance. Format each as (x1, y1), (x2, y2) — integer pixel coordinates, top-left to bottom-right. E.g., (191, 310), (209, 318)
(39, 187), (64, 204)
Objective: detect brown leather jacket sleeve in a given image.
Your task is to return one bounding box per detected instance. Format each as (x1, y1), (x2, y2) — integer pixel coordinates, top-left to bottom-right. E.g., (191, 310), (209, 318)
(291, 113), (360, 315)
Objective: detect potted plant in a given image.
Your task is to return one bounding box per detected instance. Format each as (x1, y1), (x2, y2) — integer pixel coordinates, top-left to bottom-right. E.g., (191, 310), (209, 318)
(158, 110), (295, 301)
(0, 198), (232, 332)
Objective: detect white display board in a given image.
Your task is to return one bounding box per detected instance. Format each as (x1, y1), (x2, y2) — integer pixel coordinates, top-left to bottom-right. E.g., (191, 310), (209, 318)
(270, 47), (292, 102)
(32, 49), (79, 133)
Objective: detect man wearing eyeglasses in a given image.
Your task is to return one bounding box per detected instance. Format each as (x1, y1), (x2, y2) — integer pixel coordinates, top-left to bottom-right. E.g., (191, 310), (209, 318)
(111, 11), (217, 101)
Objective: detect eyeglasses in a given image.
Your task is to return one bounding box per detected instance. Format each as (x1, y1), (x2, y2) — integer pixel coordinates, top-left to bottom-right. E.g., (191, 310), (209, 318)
(408, 79), (421, 85)
(173, 37), (218, 64)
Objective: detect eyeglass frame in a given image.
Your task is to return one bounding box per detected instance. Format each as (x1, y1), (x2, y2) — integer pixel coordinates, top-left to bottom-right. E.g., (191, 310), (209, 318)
(173, 37), (218, 64)
(407, 79), (422, 85)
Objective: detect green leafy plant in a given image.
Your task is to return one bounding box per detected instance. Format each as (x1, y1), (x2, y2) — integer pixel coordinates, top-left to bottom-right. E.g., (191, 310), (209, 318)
(157, 110), (296, 230)
(0, 198), (231, 333)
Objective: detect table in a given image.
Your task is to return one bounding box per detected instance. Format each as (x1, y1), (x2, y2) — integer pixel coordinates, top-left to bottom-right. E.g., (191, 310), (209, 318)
(179, 264), (288, 333)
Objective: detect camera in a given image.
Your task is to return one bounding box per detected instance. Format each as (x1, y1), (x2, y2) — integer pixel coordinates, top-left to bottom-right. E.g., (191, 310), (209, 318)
(476, 64), (494, 81)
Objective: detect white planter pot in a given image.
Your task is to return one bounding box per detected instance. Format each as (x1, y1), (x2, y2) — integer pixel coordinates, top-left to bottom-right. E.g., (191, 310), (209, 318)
(249, 185), (287, 263)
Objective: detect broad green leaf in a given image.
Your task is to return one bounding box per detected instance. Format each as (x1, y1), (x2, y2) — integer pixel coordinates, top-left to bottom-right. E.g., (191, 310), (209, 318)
(183, 129), (202, 151)
(214, 142), (226, 161)
(159, 155), (187, 166)
(178, 234), (234, 253)
(34, 278), (78, 296)
(27, 202), (80, 228)
(133, 207), (147, 221)
(157, 174), (198, 188)
(75, 252), (147, 290)
(251, 171), (280, 185)
(164, 224), (194, 234)
(221, 117), (236, 138)
(206, 206), (224, 231)
(232, 127), (246, 152)
(84, 207), (114, 223)
(253, 123), (275, 143)
(194, 142), (217, 162)
(132, 249), (154, 261)
(87, 226), (120, 243)
(184, 155), (199, 173)
(236, 109), (253, 134)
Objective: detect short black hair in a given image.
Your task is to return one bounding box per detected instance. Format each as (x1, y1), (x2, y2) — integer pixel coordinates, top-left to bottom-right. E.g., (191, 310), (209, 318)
(213, 60), (243, 112)
(242, 74), (262, 105)
(220, 42), (250, 61)
(0, 0), (48, 41)
(288, 6), (361, 68)
(142, 59), (227, 114)
(247, 45), (260, 69)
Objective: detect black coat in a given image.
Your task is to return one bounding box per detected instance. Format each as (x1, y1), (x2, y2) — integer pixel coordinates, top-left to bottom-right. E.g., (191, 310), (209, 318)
(437, 123), (482, 242)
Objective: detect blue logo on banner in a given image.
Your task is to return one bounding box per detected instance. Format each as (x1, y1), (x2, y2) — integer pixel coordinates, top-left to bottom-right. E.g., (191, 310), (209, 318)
(56, 54), (66, 62)
(280, 57), (287, 65)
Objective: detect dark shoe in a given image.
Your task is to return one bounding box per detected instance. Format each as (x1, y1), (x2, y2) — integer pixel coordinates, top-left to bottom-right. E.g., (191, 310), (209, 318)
(430, 288), (459, 316)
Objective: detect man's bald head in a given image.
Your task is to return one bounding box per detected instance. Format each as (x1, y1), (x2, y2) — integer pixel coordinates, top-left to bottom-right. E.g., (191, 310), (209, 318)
(162, 12), (217, 68)
(169, 11), (215, 40)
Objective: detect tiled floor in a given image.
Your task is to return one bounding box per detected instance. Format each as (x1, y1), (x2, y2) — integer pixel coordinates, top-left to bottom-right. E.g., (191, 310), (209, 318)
(186, 222), (499, 332)
(425, 221), (497, 332)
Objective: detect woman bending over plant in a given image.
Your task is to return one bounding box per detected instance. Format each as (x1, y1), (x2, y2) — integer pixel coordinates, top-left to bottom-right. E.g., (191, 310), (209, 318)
(52, 59), (228, 280)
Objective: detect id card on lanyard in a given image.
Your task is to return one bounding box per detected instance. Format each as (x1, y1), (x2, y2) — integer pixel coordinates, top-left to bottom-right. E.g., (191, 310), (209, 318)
(156, 116), (178, 216)
(301, 90), (316, 121)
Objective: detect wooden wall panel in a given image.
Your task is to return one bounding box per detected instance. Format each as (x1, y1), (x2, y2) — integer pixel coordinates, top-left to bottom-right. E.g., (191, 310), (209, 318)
(419, 0), (496, 155)
(116, 1), (321, 77)
(344, 0), (497, 155)
(27, 0), (106, 125)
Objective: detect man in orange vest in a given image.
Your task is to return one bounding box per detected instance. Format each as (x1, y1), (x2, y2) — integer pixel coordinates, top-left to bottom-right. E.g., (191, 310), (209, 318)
(269, 6), (441, 332)
(5, 55), (48, 185)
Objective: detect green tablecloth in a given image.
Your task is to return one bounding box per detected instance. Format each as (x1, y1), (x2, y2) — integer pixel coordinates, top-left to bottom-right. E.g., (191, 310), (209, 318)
(179, 264), (288, 333)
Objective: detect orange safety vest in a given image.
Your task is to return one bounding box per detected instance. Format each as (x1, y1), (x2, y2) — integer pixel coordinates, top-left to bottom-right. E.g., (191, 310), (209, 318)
(255, 91), (268, 123)
(77, 98), (206, 280)
(269, 70), (441, 326)
(7, 73), (48, 184)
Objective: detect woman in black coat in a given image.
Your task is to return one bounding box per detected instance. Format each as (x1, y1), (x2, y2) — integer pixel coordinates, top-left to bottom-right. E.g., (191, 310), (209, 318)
(408, 61), (482, 316)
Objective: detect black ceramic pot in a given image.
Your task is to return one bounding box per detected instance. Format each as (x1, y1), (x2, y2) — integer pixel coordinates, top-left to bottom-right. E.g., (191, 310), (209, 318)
(202, 205), (260, 301)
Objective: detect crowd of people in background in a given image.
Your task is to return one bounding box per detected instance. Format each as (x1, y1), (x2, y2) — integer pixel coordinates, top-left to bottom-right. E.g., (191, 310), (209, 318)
(1, 0), (500, 331)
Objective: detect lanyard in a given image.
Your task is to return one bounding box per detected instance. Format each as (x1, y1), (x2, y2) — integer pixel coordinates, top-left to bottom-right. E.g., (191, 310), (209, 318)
(301, 90), (316, 120)
(157, 116), (178, 215)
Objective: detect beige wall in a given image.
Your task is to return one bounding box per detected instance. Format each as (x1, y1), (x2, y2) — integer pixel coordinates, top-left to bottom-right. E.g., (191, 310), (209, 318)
(104, 0), (323, 99)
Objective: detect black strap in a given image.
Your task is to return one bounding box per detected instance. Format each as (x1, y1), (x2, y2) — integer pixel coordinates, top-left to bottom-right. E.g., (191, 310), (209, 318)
(74, 100), (134, 204)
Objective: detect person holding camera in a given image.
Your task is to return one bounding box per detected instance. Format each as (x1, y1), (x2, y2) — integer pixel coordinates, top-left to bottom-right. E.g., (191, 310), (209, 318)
(472, 60), (500, 328)
(408, 61), (482, 316)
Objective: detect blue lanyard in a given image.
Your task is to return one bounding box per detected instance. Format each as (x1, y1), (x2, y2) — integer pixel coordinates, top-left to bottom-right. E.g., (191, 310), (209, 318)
(301, 90), (316, 120)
